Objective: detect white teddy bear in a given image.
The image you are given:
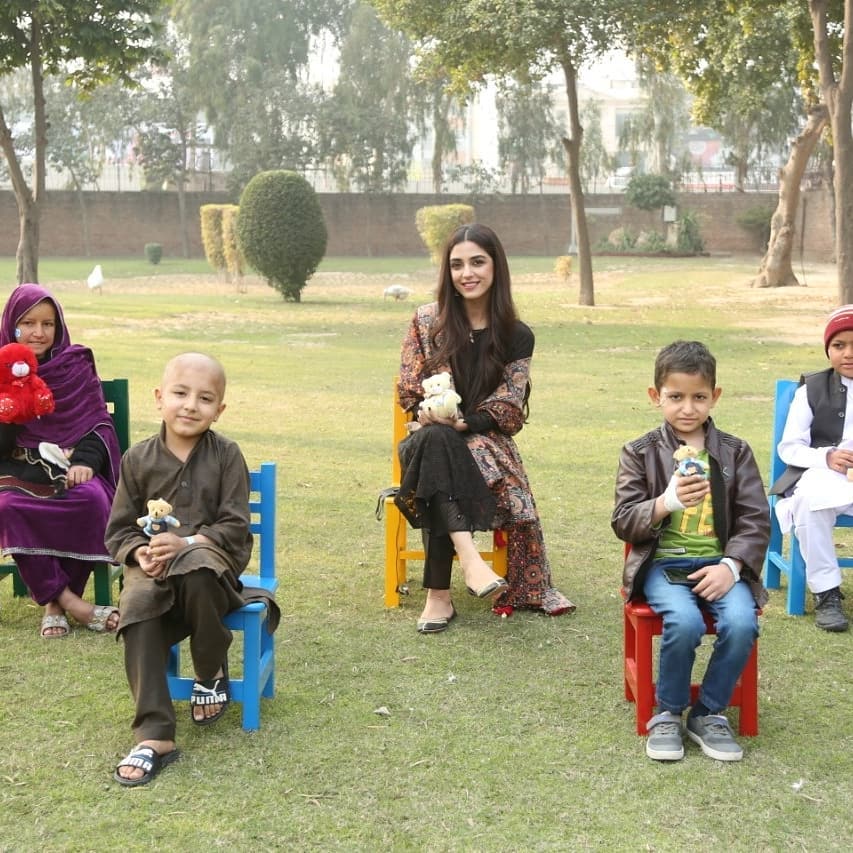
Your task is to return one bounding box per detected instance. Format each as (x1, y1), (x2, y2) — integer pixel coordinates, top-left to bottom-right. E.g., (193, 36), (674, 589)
(420, 371), (462, 420)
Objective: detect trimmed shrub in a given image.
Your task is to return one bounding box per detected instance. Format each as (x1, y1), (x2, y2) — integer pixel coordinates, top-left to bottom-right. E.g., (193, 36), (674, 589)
(735, 204), (774, 250)
(200, 204), (229, 277)
(607, 227), (637, 251)
(676, 210), (705, 254)
(144, 242), (162, 265)
(625, 174), (676, 212)
(415, 204), (475, 264)
(221, 204), (245, 290)
(636, 230), (667, 253)
(554, 255), (572, 282)
(236, 171), (327, 302)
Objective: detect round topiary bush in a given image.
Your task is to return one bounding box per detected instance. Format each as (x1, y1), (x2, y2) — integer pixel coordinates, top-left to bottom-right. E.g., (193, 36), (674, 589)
(144, 242), (163, 265)
(236, 170), (327, 302)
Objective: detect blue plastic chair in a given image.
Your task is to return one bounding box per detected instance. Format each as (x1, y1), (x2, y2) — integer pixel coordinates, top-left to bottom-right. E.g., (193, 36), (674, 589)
(764, 379), (853, 614)
(166, 462), (278, 731)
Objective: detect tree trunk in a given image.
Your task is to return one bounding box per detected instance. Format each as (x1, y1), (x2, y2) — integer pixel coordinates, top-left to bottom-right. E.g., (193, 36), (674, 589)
(26, 12), (47, 284)
(560, 57), (594, 307)
(752, 105), (827, 288)
(0, 106), (40, 284)
(811, 0), (853, 303)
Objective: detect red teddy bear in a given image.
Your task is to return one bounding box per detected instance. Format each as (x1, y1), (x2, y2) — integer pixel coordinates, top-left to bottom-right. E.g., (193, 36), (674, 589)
(0, 342), (55, 424)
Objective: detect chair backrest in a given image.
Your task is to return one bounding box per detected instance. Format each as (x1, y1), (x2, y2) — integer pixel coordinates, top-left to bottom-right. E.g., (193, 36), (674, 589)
(101, 378), (130, 454)
(250, 462), (276, 580)
(769, 379), (798, 486)
(391, 376), (410, 486)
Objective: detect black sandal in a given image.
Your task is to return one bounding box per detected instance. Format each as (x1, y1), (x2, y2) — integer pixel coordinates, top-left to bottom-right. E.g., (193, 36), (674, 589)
(190, 659), (230, 726)
(113, 745), (180, 787)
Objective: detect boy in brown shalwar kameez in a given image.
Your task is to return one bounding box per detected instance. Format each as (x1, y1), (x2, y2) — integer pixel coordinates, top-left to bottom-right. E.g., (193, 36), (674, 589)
(107, 353), (253, 786)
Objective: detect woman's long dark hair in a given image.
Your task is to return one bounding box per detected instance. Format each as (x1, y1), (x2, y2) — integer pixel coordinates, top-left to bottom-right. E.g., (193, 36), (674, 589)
(426, 223), (520, 409)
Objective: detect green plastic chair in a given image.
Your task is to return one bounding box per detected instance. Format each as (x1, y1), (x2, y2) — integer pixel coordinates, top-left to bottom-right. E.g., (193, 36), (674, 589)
(0, 378), (130, 605)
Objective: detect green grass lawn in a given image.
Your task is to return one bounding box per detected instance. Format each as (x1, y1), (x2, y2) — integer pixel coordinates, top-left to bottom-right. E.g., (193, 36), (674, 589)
(1, 255), (851, 851)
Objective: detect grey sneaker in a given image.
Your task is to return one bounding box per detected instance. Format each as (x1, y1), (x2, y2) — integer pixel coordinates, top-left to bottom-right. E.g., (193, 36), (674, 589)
(686, 713), (743, 761)
(814, 587), (849, 632)
(645, 711), (684, 761)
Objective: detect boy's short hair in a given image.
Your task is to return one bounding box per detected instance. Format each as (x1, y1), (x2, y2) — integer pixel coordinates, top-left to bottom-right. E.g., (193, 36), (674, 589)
(654, 340), (716, 390)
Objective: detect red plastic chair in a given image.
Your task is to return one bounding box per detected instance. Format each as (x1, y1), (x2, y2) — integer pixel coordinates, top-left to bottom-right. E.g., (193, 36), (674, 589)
(621, 544), (759, 736)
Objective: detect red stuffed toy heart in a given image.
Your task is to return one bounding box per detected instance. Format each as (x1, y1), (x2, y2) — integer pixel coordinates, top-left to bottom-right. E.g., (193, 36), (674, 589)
(0, 342), (55, 424)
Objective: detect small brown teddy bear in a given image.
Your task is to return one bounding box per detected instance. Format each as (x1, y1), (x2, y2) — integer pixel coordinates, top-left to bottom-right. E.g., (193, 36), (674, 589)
(673, 444), (709, 479)
(136, 498), (180, 537)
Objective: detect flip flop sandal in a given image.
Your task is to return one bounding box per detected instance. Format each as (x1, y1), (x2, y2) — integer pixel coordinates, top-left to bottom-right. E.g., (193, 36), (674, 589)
(190, 660), (230, 726)
(40, 613), (70, 639)
(86, 605), (119, 633)
(113, 745), (180, 787)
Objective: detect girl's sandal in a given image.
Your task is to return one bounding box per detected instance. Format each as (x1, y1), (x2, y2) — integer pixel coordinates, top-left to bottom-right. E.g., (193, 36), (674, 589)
(86, 605), (120, 633)
(40, 613), (70, 638)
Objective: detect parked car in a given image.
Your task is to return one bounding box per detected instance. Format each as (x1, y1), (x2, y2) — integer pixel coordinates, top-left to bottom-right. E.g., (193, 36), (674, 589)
(607, 166), (636, 192)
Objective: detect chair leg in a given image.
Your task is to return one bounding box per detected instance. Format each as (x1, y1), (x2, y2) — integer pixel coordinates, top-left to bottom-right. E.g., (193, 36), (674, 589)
(240, 615), (262, 732)
(12, 566), (29, 598)
(384, 501), (406, 607)
(788, 534), (807, 616)
(634, 617), (656, 735)
(92, 563), (114, 607)
(737, 640), (759, 736)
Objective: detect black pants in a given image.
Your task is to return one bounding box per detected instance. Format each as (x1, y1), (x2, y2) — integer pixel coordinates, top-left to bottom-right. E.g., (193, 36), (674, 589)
(422, 492), (471, 590)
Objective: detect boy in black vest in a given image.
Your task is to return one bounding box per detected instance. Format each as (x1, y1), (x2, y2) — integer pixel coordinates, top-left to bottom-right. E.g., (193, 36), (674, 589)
(770, 305), (853, 631)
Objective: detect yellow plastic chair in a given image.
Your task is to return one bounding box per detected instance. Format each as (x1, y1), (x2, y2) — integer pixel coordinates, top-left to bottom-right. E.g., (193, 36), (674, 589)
(383, 376), (507, 607)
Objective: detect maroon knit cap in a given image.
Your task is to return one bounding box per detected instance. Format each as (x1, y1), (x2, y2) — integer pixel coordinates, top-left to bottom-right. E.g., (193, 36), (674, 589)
(824, 304), (853, 354)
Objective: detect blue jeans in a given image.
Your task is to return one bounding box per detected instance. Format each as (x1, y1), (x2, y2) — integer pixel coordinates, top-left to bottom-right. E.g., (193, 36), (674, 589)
(643, 557), (759, 715)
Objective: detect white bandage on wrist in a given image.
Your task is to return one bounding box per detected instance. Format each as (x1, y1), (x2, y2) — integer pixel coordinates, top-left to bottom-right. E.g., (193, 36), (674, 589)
(663, 476), (686, 513)
(720, 557), (741, 582)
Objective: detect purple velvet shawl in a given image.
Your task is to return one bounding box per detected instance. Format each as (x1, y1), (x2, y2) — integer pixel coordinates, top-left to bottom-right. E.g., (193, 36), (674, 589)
(0, 284), (121, 484)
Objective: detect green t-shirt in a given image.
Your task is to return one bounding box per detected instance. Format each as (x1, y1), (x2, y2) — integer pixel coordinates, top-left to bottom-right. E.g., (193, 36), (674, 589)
(655, 450), (722, 559)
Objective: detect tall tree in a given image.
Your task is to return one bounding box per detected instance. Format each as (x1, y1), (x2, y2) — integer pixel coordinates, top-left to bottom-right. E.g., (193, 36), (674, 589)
(132, 34), (201, 257)
(627, 59), (691, 179)
(44, 79), (135, 256)
(496, 76), (564, 193)
(811, 0), (853, 303)
(627, 1), (818, 288)
(413, 72), (464, 193)
(578, 99), (610, 192)
(171, 0), (351, 195)
(319, 3), (414, 191)
(373, 0), (632, 307)
(0, 1), (165, 283)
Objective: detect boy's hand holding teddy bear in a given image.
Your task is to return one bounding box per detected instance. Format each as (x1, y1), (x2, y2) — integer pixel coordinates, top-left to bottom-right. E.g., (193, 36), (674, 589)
(663, 445), (710, 512)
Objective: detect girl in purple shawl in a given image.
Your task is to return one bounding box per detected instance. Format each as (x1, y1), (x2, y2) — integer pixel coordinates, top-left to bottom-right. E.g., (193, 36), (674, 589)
(0, 284), (121, 637)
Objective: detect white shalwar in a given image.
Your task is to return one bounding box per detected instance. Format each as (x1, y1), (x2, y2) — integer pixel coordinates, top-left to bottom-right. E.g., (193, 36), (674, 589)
(776, 375), (853, 593)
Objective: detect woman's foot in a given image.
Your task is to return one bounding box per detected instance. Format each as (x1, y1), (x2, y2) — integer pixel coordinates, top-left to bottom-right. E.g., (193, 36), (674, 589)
(460, 555), (506, 598)
(417, 589), (456, 633)
(449, 532), (507, 597)
(114, 739), (178, 785)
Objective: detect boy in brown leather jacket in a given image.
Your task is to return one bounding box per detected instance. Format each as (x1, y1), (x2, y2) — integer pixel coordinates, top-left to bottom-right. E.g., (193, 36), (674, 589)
(612, 340), (769, 762)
